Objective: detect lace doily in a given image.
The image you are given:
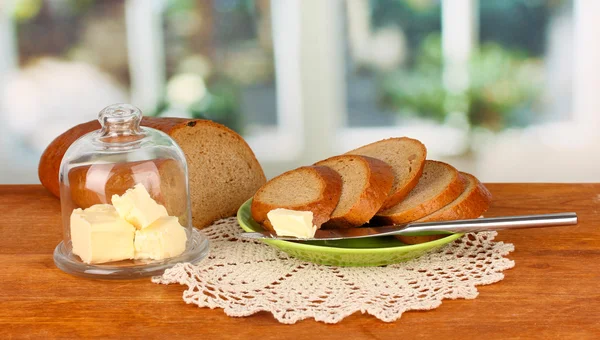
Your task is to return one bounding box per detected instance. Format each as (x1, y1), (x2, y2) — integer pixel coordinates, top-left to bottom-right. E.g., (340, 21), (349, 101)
(153, 217), (515, 324)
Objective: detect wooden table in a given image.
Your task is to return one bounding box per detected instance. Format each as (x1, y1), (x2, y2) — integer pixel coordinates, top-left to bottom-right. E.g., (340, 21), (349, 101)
(1, 184), (599, 339)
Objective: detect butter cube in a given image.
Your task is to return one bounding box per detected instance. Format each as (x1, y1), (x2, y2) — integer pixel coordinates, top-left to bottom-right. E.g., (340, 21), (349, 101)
(111, 183), (168, 230)
(70, 204), (135, 264)
(134, 216), (187, 260)
(267, 209), (317, 239)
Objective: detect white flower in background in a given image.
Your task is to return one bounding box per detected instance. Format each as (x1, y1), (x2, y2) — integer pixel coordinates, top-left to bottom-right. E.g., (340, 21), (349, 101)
(166, 73), (207, 108)
(0, 58), (128, 152)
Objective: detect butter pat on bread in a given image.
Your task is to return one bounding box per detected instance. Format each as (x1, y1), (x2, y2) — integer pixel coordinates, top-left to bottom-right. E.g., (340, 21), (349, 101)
(267, 209), (317, 239)
(251, 166), (343, 231)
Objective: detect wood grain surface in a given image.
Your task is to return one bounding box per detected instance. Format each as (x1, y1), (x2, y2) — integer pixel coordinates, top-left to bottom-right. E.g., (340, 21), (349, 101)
(0, 184), (599, 339)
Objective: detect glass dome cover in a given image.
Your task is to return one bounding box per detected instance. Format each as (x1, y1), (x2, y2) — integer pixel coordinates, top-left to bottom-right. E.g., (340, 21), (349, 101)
(53, 103), (209, 279)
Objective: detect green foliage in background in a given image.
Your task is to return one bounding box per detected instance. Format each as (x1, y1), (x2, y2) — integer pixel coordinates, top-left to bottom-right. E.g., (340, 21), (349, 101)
(379, 34), (544, 131)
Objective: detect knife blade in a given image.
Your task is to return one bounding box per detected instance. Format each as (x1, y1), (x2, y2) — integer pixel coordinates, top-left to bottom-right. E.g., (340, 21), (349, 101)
(239, 212), (578, 241)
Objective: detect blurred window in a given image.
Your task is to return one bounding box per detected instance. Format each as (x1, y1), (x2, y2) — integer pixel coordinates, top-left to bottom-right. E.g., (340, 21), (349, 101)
(161, 0), (277, 135)
(0, 0), (596, 183)
(15, 0), (130, 87)
(344, 0), (573, 131)
(478, 0), (573, 125)
(0, 0), (130, 185)
(338, 0), (574, 156)
(345, 0), (442, 127)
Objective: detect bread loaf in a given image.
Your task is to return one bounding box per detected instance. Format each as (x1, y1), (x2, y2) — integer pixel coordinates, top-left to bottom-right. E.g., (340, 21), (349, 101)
(314, 155), (393, 228)
(396, 172), (492, 244)
(251, 166), (343, 231)
(375, 160), (465, 224)
(38, 117), (266, 229)
(345, 137), (426, 210)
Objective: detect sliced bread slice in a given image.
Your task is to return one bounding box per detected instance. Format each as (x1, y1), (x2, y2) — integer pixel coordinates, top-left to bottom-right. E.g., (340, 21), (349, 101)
(375, 160), (465, 224)
(251, 166), (343, 231)
(396, 172), (492, 244)
(345, 137), (426, 210)
(314, 155), (394, 228)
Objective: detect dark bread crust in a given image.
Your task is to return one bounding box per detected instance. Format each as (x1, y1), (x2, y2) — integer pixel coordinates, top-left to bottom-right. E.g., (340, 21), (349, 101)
(251, 166), (343, 231)
(316, 155), (394, 228)
(375, 160), (466, 225)
(396, 172), (492, 244)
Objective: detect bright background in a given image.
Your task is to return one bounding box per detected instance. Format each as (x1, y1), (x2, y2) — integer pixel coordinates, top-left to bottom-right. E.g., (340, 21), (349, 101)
(1, 0), (599, 183)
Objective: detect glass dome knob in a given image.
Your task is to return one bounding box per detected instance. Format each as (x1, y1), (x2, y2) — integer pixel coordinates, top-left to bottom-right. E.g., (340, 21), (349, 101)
(97, 104), (144, 142)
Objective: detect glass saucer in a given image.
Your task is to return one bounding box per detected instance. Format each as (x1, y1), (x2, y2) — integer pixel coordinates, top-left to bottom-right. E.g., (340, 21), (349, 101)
(53, 228), (209, 279)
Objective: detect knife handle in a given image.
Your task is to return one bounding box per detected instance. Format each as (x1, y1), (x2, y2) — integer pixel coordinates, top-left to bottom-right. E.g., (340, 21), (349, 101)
(400, 212), (578, 236)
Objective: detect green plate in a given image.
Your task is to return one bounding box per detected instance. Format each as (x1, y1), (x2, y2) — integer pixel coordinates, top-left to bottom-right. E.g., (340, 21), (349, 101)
(236, 199), (463, 267)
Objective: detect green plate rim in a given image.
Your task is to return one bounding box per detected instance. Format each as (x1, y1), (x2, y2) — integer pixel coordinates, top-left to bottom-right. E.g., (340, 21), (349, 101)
(236, 198), (463, 253)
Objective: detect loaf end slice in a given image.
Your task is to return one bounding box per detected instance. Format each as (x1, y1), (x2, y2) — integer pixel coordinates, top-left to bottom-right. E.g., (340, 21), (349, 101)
(167, 120), (267, 229)
(345, 137), (426, 209)
(396, 172), (492, 244)
(315, 155), (394, 228)
(251, 166), (343, 231)
(375, 160), (465, 224)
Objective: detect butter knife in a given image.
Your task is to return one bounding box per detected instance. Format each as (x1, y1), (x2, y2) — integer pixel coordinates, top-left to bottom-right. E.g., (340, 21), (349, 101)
(240, 212), (578, 241)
